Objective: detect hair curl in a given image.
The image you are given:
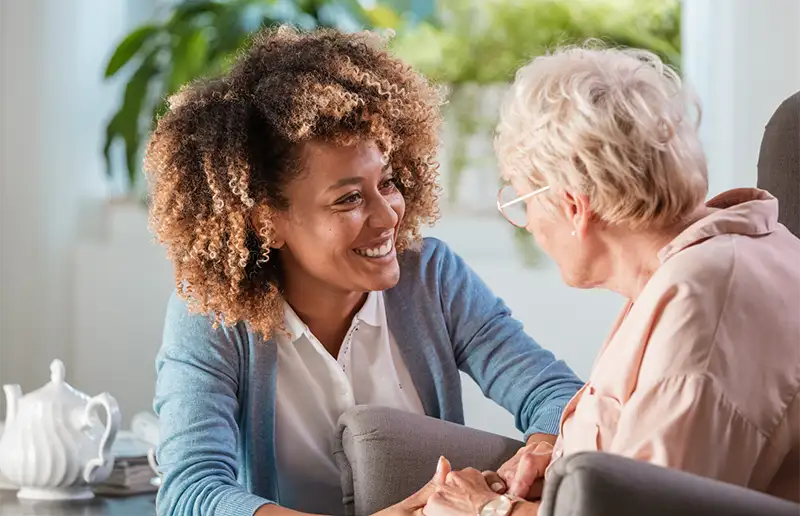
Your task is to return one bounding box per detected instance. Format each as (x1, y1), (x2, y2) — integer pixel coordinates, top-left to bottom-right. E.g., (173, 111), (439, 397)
(145, 25), (443, 337)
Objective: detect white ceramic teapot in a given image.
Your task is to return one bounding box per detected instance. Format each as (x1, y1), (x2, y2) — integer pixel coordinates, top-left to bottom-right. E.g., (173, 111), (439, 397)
(0, 359), (121, 500)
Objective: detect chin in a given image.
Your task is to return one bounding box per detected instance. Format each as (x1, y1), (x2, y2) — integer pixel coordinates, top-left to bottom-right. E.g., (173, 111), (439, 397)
(349, 242), (401, 291)
(560, 267), (593, 290)
(364, 263), (401, 291)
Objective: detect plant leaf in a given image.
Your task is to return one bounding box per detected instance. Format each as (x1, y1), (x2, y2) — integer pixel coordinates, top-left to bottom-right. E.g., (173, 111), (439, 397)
(167, 0), (227, 28)
(169, 27), (210, 94)
(102, 51), (160, 184)
(104, 24), (159, 78)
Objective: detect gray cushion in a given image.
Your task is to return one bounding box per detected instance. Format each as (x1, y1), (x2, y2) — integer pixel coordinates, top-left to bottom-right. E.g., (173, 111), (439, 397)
(540, 452), (800, 516)
(334, 405), (523, 515)
(758, 90), (800, 238)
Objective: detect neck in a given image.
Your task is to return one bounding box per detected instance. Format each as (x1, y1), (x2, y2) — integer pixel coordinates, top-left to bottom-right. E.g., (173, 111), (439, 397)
(281, 271), (367, 356)
(597, 206), (709, 301)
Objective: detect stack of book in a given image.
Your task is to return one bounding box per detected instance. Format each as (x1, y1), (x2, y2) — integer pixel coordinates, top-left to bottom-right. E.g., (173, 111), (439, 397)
(93, 431), (160, 497)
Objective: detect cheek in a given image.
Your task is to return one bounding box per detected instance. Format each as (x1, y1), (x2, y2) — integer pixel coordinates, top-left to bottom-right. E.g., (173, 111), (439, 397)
(528, 219), (555, 250)
(324, 213), (363, 247)
(525, 203), (554, 244)
(282, 214), (355, 255)
(391, 192), (406, 221)
(527, 210), (572, 261)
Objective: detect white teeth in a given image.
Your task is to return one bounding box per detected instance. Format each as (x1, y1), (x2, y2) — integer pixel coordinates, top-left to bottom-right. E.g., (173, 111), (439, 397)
(356, 240), (393, 258)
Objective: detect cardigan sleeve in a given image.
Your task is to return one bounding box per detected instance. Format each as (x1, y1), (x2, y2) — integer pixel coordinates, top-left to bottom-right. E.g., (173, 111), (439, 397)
(153, 292), (273, 516)
(431, 238), (584, 436)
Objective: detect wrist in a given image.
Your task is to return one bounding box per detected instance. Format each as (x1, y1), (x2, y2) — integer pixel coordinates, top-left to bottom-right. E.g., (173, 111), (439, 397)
(478, 494), (524, 516)
(525, 433), (557, 447)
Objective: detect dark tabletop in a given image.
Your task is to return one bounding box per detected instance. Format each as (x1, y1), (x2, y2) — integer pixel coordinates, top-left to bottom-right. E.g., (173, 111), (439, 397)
(0, 490), (156, 516)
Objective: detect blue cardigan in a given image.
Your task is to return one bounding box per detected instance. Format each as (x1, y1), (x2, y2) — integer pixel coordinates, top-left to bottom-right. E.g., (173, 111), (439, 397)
(154, 237), (583, 516)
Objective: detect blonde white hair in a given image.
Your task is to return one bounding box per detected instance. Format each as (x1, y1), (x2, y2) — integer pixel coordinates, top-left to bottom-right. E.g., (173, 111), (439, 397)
(496, 42), (708, 229)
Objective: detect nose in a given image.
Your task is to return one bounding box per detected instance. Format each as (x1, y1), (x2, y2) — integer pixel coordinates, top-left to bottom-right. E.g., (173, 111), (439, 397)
(367, 194), (400, 230)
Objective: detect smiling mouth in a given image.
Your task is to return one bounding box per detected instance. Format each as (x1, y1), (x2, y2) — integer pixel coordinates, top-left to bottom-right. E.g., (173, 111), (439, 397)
(354, 239), (394, 258)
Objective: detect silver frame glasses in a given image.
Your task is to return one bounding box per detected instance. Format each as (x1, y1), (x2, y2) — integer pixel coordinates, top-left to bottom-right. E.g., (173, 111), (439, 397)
(496, 184), (550, 228)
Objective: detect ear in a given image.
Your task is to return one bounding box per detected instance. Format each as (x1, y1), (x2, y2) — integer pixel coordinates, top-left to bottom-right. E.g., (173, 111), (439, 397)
(250, 204), (285, 249)
(560, 191), (593, 238)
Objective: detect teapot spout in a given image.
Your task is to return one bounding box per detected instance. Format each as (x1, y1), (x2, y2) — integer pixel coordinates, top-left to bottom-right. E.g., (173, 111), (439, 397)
(3, 384), (21, 427)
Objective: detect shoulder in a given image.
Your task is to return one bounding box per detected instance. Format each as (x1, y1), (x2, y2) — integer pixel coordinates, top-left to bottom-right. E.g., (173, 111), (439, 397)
(656, 235), (736, 291)
(396, 237), (465, 280)
(647, 235), (736, 326)
(634, 239), (736, 377)
(394, 237), (476, 296)
(163, 290), (221, 337)
(397, 236), (451, 269)
(391, 237), (447, 301)
(159, 290), (249, 369)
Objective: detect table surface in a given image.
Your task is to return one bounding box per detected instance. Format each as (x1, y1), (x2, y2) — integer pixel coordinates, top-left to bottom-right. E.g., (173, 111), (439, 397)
(0, 490), (156, 515)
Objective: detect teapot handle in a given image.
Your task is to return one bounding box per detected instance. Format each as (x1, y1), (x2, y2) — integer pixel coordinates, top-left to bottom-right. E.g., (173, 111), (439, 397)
(81, 393), (121, 484)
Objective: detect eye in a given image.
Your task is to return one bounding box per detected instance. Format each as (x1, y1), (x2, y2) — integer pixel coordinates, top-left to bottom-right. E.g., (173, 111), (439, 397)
(380, 176), (398, 192)
(336, 192), (362, 205)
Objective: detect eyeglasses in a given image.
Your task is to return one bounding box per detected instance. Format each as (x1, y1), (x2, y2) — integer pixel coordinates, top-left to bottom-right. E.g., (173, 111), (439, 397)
(496, 184), (550, 228)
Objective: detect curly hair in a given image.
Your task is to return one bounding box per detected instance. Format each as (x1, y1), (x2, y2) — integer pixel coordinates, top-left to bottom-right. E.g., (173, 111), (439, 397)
(145, 25), (443, 338)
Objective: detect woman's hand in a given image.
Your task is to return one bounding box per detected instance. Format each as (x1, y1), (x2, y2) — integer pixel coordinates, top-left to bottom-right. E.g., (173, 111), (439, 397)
(494, 437), (554, 499)
(423, 467), (501, 516)
(374, 456), (452, 516)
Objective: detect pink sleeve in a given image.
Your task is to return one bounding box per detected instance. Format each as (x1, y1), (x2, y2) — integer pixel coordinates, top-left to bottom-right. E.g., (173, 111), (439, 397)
(609, 374), (765, 486)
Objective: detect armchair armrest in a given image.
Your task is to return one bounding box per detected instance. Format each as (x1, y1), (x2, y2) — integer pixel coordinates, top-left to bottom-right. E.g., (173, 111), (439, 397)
(334, 405), (524, 515)
(540, 452), (800, 516)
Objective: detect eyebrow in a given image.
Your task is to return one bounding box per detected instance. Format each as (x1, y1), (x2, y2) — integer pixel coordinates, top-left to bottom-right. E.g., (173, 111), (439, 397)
(326, 177), (364, 192)
(325, 165), (393, 192)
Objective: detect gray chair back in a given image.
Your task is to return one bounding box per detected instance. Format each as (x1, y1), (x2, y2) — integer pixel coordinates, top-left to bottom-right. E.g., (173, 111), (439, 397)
(758, 91), (800, 237)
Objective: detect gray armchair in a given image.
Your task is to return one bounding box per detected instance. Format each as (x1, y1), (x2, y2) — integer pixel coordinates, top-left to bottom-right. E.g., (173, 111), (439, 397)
(335, 405), (800, 516)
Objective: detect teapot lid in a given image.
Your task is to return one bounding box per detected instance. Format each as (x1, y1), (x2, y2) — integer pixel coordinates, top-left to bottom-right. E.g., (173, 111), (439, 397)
(22, 359), (89, 407)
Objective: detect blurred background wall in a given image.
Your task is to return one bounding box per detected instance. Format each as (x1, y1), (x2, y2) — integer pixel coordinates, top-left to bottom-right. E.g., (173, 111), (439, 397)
(1, 0), (798, 438)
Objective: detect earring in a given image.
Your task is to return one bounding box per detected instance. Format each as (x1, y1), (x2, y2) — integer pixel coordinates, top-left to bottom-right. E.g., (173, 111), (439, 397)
(571, 230), (576, 237)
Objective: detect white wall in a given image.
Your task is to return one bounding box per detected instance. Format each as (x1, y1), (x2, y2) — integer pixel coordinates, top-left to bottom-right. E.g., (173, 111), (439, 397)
(0, 0), (155, 412)
(682, 0), (800, 195)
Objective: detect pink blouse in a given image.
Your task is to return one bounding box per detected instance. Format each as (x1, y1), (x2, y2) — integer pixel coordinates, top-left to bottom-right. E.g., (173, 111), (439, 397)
(550, 188), (800, 502)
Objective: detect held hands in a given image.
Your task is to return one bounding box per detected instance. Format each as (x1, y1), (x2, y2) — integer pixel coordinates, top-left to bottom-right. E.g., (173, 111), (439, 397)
(421, 437), (554, 516)
(423, 467), (502, 516)
(374, 436), (554, 516)
(493, 437), (555, 500)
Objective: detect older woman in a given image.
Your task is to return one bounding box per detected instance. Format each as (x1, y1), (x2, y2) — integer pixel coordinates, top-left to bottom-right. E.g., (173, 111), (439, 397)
(423, 45), (800, 516)
(147, 26), (582, 516)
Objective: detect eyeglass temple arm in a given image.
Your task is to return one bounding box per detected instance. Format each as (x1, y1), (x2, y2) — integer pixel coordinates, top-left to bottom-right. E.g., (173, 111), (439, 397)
(497, 185), (550, 209)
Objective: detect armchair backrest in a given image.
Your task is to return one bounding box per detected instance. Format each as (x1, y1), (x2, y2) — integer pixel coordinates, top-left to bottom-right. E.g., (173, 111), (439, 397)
(758, 91), (800, 237)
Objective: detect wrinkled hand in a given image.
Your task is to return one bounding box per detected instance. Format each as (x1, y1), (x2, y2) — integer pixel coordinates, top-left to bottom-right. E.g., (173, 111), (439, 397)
(494, 437), (554, 499)
(423, 467), (500, 516)
(374, 456), (451, 516)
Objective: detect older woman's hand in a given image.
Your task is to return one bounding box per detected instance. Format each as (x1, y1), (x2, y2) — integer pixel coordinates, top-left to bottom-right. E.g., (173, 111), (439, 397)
(495, 438), (554, 499)
(423, 467), (501, 516)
